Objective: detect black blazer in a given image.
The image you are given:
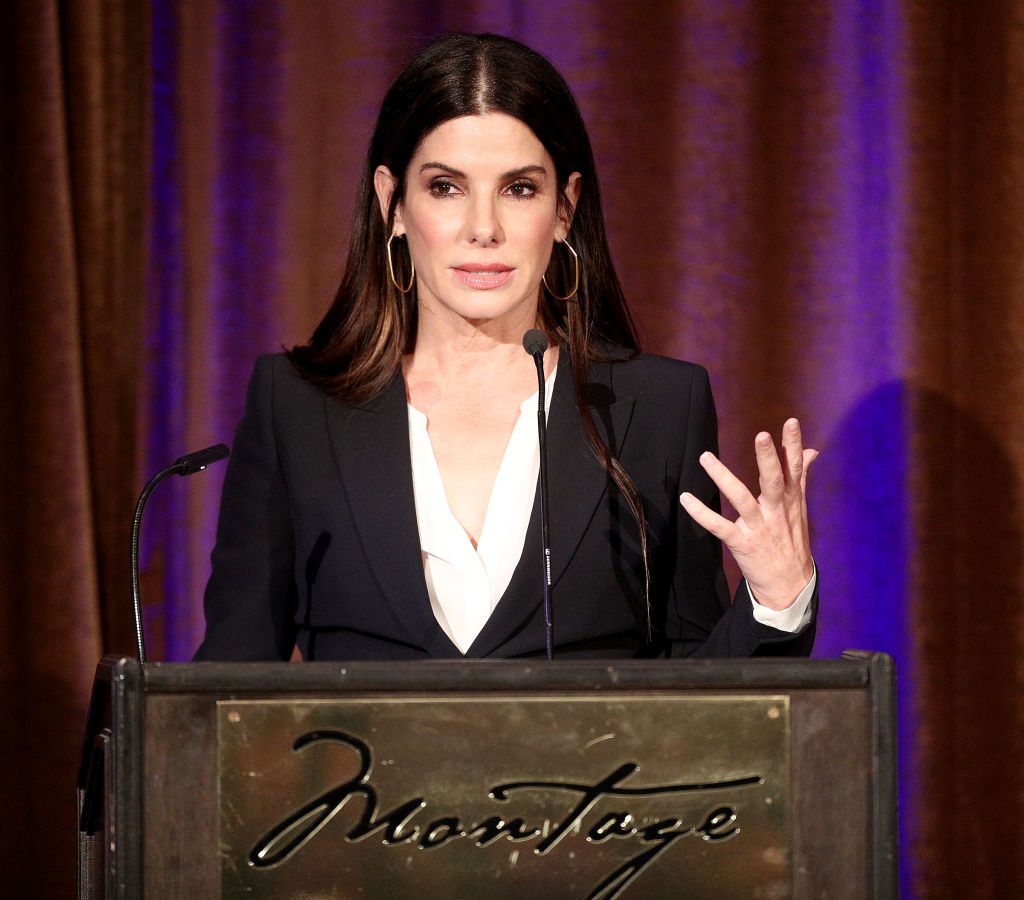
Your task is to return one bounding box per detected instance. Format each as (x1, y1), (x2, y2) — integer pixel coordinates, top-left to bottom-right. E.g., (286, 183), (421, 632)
(195, 351), (816, 661)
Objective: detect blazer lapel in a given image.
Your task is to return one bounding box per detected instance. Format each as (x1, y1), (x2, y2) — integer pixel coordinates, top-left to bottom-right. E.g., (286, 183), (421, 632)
(467, 355), (636, 657)
(325, 375), (460, 657)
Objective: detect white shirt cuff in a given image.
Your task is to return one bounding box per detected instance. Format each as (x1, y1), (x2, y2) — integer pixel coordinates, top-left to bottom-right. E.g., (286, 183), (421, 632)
(748, 562), (816, 633)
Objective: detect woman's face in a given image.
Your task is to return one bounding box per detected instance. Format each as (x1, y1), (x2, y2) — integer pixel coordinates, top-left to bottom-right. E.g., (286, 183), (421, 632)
(375, 113), (580, 338)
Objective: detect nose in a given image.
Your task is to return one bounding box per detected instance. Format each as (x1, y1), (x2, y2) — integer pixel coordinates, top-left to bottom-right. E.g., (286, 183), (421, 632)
(463, 194), (504, 246)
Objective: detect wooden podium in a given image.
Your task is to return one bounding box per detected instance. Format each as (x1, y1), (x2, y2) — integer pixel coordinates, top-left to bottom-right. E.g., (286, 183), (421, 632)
(77, 652), (896, 898)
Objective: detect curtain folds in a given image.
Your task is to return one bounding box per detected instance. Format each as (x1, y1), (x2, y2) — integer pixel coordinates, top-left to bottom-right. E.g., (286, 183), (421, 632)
(2, 1), (1022, 895)
(906, 1), (1024, 893)
(0, 0), (147, 893)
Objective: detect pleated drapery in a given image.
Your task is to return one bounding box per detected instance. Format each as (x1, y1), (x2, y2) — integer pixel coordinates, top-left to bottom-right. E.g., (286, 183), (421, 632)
(0, 0), (146, 894)
(2, 1), (1023, 895)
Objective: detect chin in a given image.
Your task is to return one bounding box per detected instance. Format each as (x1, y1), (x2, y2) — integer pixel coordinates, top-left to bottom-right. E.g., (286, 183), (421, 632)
(423, 284), (538, 328)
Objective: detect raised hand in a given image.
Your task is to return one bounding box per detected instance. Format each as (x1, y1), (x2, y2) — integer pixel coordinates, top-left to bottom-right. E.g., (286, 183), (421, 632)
(679, 418), (817, 610)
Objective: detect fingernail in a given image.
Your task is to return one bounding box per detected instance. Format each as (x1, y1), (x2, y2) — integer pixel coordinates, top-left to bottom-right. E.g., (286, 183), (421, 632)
(699, 451), (713, 463)
(680, 492), (693, 503)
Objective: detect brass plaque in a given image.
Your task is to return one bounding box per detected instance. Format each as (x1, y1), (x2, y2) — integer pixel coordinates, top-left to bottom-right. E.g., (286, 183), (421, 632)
(217, 695), (790, 899)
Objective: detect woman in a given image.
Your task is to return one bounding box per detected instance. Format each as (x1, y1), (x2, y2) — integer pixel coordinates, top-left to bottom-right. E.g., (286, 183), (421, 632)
(195, 33), (816, 662)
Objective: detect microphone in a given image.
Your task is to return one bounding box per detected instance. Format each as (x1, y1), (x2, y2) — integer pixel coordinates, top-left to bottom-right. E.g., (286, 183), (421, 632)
(522, 329), (554, 660)
(523, 328), (548, 357)
(174, 443), (230, 475)
(130, 443), (230, 663)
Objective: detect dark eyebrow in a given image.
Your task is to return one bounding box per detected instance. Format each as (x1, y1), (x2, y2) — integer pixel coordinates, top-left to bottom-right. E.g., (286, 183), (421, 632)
(418, 162), (549, 179)
(503, 165), (548, 179)
(419, 162), (466, 177)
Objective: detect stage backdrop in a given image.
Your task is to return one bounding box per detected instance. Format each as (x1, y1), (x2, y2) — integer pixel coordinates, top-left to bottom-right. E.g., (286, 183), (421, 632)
(2, 1), (1023, 896)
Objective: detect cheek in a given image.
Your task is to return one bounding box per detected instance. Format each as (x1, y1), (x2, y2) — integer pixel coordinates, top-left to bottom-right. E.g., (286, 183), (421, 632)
(531, 240), (555, 274)
(401, 195), (458, 245)
(523, 215), (557, 268)
(532, 225), (557, 270)
(404, 214), (455, 265)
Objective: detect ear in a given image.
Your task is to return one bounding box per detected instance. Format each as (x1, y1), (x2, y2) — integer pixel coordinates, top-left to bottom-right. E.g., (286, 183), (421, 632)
(556, 172), (582, 239)
(373, 165), (404, 234)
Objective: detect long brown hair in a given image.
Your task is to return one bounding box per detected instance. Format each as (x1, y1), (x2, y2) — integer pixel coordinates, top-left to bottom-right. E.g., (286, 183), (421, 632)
(289, 33), (651, 636)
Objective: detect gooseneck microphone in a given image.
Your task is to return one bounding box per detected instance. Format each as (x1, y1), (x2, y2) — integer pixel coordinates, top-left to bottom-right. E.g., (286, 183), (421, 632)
(522, 328), (554, 660)
(130, 444), (230, 663)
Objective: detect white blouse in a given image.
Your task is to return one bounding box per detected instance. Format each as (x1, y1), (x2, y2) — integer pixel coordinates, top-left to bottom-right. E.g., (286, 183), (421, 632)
(407, 369), (556, 652)
(407, 367), (814, 653)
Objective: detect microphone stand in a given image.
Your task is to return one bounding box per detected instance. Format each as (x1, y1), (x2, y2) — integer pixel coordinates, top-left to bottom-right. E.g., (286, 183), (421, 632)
(130, 444), (230, 662)
(523, 329), (554, 659)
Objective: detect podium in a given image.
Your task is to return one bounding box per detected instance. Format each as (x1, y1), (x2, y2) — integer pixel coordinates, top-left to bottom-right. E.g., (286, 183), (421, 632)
(77, 652), (896, 898)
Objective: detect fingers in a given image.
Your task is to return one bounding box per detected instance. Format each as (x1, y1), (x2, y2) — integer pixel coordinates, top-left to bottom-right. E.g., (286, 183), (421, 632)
(682, 424), (820, 536)
(801, 447), (819, 486)
(697, 451), (762, 525)
(800, 447), (819, 518)
(765, 419), (818, 500)
(755, 431), (785, 506)
(779, 418), (805, 488)
(679, 490), (738, 542)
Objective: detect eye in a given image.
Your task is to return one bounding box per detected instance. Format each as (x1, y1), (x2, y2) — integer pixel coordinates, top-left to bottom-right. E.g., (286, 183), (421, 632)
(428, 178), (460, 198)
(505, 180), (538, 199)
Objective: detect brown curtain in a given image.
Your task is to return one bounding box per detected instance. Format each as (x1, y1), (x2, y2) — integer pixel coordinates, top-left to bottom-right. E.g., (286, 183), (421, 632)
(2, 1), (1023, 895)
(907, 1), (1024, 893)
(0, 0), (146, 893)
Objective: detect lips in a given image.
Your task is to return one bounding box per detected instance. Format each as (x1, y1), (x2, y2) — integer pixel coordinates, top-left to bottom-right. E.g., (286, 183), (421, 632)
(452, 264), (514, 290)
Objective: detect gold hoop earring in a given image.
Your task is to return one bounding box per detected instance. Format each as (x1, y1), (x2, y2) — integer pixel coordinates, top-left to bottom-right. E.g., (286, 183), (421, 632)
(542, 236), (579, 301)
(386, 232), (415, 294)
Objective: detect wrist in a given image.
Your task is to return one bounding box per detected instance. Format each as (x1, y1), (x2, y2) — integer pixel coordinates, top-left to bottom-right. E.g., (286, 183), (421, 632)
(748, 562), (815, 610)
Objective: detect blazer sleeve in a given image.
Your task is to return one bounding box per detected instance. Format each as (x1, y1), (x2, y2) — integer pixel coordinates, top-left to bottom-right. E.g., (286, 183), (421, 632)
(194, 355), (298, 660)
(664, 366), (817, 658)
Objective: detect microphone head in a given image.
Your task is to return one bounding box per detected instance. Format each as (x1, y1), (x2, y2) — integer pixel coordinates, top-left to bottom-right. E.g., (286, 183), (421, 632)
(175, 443), (231, 476)
(522, 328), (549, 357)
